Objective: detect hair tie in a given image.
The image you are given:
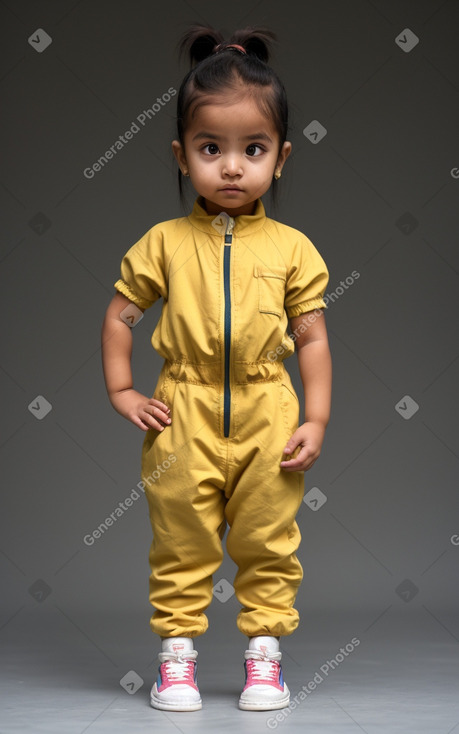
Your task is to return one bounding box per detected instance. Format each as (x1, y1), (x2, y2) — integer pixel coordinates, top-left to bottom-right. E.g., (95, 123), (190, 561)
(212, 43), (247, 55)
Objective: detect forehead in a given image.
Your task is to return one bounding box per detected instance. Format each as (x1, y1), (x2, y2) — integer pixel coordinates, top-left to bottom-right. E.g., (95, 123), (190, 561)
(186, 93), (278, 140)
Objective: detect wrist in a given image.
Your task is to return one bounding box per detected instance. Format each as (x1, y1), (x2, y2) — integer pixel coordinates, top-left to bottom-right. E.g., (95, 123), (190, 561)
(303, 418), (328, 430)
(108, 386), (134, 405)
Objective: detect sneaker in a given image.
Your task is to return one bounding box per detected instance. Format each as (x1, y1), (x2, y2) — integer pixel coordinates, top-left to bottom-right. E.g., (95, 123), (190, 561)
(150, 649), (202, 711)
(239, 648), (290, 711)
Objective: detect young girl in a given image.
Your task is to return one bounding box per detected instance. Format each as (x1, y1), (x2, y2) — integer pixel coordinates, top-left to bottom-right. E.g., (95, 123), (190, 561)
(101, 24), (332, 713)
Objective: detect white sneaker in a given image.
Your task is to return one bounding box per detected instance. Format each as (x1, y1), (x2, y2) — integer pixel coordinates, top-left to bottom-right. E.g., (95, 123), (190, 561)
(239, 649), (290, 711)
(150, 649), (202, 711)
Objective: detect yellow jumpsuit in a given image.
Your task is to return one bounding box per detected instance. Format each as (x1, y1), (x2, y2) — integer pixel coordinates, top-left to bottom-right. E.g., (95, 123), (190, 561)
(114, 196), (329, 639)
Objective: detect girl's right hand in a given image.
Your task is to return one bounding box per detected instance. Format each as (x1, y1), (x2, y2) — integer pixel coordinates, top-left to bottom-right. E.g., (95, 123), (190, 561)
(109, 388), (171, 432)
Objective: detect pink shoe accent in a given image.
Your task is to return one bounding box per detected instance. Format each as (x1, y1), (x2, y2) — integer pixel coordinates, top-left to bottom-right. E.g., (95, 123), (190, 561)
(157, 651), (199, 693)
(243, 654), (284, 692)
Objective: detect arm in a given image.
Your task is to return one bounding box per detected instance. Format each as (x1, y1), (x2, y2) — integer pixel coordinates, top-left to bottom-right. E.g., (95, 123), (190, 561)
(280, 309), (332, 471)
(101, 292), (171, 432)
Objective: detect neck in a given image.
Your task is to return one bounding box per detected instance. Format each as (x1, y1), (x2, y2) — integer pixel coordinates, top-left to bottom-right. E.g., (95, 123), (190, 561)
(201, 198), (258, 217)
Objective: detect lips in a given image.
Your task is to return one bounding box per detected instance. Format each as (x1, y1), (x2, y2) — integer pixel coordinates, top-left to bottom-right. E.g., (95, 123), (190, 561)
(220, 186), (242, 191)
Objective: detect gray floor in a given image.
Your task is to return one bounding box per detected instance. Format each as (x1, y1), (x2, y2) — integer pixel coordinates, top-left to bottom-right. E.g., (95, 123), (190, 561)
(1, 607), (458, 733)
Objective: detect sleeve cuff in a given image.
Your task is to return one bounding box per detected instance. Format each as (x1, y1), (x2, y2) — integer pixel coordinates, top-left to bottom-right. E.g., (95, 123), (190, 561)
(286, 297), (327, 318)
(114, 279), (153, 310)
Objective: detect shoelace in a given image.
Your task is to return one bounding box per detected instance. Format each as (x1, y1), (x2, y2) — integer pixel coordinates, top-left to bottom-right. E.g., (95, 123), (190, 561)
(158, 651), (197, 684)
(244, 650), (282, 684)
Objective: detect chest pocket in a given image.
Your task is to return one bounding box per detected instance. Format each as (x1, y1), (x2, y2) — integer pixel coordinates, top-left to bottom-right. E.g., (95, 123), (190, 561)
(254, 264), (287, 318)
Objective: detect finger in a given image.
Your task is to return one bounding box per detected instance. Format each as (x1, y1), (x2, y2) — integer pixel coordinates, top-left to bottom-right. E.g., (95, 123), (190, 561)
(280, 456), (302, 469)
(148, 398), (170, 413)
(283, 436), (299, 452)
(281, 446), (311, 469)
(280, 458), (302, 471)
(282, 457), (316, 472)
(156, 408), (171, 423)
(131, 416), (150, 432)
(144, 405), (171, 431)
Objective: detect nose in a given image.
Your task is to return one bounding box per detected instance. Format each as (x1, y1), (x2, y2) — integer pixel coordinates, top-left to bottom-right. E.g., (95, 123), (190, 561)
(222, 154), (243, 178)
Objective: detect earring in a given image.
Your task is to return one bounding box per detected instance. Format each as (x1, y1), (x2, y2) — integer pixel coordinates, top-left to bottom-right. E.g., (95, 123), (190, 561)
(183, 170), (189, 177)
(274, 170), (281, 180)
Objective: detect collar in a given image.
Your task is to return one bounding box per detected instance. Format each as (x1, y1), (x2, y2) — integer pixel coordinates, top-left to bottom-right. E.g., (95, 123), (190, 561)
(188, 196), (267, 237)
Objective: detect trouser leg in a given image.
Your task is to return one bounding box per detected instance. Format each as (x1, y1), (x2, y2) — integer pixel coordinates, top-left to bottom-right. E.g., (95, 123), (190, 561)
(146, 487), (226, 638)
(225, 379), (305, 637)
(141, 382), (228, 638)
(225, 464), (304, 637)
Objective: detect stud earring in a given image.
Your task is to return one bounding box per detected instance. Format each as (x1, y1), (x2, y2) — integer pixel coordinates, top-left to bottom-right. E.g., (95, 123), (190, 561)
(182, 168), (189, 176)
(274, 170), (281, 180)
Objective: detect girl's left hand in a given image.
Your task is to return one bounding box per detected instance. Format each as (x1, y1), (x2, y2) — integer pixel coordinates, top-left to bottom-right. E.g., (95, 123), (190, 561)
(280, 421), (326, 472)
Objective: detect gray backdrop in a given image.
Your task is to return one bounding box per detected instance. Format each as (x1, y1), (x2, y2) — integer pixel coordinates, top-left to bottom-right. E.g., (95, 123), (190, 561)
(1, 1), (458, 732)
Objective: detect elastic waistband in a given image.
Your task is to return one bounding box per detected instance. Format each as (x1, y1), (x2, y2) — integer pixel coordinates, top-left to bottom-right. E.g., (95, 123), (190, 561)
(165, 359), (286, 385)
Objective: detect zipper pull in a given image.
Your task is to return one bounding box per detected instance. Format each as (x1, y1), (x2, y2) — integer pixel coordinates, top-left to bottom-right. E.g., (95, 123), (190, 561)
(211, 212), (235, 243)
(225, 216), (235, 244)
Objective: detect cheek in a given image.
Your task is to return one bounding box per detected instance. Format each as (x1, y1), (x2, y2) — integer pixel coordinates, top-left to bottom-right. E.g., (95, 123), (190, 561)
(190, 153), (214, 170)
(192, 163), (212, 181)
(252, 162), (276, 179)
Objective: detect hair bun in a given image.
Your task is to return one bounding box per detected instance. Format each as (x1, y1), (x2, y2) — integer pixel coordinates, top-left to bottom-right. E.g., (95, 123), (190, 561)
(231, 27), (276, 63)
(178, 24), (224, 65)
(178, 24), (276, 66)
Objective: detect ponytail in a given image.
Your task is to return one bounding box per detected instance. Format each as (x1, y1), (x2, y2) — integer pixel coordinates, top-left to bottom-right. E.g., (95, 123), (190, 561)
(178, 23), (275, 65)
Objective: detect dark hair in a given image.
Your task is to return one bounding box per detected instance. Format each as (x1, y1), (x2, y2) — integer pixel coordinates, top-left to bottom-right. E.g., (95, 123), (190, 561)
(175, 24), (289, 207)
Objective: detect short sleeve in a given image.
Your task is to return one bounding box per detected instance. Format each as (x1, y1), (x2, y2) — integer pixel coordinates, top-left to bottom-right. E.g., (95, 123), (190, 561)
(285, 234), (329, 318)
(114, 226), (167, 310)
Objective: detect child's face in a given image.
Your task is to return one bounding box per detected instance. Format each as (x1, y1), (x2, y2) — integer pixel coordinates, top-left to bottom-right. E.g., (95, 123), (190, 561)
(172, 94), (291, 216)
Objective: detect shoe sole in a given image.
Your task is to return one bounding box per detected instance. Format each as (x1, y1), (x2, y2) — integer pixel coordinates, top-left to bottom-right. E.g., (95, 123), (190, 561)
(150, 694), (202, 712)
(238, 695), (290, 711)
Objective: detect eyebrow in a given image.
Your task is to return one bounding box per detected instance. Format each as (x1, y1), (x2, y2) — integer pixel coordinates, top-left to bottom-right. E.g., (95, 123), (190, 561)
(191, 132), (273, 143)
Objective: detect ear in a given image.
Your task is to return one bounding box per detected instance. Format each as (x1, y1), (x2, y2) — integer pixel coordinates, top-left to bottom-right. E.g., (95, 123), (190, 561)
(172, 140), (189, 175)
(275, 141), (292, 174)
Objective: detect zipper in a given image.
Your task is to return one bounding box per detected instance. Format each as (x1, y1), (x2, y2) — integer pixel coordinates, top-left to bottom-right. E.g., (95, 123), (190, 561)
(223, 214), (235, 438)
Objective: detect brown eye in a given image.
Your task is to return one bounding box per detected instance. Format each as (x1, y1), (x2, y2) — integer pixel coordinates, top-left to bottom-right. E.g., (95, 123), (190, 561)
(204, 144), (220, 155)
(246, 144), (262, 157)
